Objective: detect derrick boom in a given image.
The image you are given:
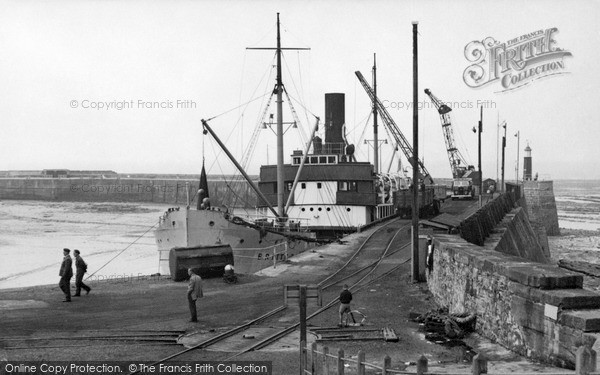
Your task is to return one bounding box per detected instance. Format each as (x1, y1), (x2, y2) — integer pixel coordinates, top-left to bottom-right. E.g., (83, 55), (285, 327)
(355, 71), (434, 185)
(424, 88), (471, 179)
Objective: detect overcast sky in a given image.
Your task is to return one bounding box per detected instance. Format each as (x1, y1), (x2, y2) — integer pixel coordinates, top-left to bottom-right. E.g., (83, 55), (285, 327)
(1, 0), (598, 180)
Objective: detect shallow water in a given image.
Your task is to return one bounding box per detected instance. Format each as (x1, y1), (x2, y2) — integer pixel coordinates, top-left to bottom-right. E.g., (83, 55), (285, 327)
(0, 201), (168, 289)
(554, 179), (600, 231)
(1, 180), (598, 289)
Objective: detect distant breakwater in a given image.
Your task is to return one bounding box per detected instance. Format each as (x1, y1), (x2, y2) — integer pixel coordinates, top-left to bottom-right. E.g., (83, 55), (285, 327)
(0, 177), (257, 207)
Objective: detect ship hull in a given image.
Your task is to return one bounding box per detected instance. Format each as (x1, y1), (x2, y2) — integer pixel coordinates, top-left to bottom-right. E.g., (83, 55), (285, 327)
(155, 208), (315, 275)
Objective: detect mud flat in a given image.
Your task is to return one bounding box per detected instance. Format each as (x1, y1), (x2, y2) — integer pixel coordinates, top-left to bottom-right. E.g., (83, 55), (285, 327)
(548, 228), (600, 292)
(0, 200), (167, 289)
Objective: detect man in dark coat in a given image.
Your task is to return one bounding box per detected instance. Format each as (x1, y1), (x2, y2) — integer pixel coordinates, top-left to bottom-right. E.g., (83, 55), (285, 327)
(59, 248), (73, 302)
(73, 249), (91, 296)
(187, 268), (203, 322)
(338, 284), (353, 327)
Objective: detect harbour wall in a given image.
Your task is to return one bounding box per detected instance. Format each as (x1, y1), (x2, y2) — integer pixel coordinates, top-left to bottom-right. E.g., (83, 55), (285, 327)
(0, 177), (258, 207)
(524, 180), (561, 236)
(428, 195), (600, 368)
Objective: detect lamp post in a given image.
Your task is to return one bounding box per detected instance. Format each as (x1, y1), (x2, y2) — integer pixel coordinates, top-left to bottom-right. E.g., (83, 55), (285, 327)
(472, 106), (483, 207)
(500, 121), (507, 193)
(515, 130), (520, 184)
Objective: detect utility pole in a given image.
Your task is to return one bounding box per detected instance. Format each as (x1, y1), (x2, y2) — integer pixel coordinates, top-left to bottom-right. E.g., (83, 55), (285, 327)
(411, 21), (420, 283)
(501, 121), (507, 192)
(478, 106), (483, 207)
(515, 130), (520, 184)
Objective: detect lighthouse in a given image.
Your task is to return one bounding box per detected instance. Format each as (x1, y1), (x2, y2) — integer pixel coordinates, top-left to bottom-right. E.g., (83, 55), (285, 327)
(523, 144), (532, 181)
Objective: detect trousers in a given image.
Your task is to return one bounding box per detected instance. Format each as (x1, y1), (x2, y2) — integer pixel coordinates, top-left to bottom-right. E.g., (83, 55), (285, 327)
(59, 276), (72, 301)
(188, 294), (198, 321)
(75, 272), (90, 295)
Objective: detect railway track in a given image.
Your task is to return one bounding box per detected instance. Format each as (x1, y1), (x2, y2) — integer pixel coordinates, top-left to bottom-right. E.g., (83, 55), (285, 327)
(2, 217), (415, 368)
(135, 217), (415, 369)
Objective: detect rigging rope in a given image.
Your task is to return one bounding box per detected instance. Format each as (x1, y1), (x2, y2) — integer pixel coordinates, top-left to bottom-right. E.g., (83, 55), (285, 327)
(84, 223), (158, 281)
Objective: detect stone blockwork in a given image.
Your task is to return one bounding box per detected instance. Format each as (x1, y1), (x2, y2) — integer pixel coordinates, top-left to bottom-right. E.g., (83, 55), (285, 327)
(428, 231), (600, 369)
(524, 180), (560, 236)
(0, 177), (257, 206)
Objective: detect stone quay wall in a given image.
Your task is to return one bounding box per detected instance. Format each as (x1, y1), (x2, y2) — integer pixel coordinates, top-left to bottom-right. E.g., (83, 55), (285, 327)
(524, 180), (561, 236)
(428, 215), (600, 368)
(0, 177), (257, 207)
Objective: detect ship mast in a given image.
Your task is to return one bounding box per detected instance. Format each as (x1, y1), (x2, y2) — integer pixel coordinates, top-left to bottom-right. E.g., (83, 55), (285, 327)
(247, 14), (310, 223)
(275, 13), (285, 219)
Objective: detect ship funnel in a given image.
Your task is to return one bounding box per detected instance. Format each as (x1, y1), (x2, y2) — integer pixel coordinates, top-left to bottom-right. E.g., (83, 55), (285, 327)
(324, 93), (345, 154)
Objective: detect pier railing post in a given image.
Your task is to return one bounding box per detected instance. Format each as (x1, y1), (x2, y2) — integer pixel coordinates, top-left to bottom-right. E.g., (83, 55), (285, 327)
(357, 350), (365, 375)
(471, 353), (488, 375)
(382, 355), (391, 375)
(323, 346), (329, 374)
(416, 355), (428, 375)
(337, 348), (345, 375)
(299, 340), (306, 375)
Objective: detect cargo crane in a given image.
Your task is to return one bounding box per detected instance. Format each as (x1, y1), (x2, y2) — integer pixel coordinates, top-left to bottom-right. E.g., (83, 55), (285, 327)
(424, 88), (475, 199)
(355, 71), (434, 185)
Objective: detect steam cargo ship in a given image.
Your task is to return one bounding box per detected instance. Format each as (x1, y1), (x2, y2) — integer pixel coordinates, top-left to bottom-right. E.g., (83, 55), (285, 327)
(154, 14), (407, 276)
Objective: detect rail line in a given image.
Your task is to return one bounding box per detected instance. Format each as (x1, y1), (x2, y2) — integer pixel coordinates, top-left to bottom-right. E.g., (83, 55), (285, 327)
(2, 217), (413, 368)
(129, 216), (414, 369)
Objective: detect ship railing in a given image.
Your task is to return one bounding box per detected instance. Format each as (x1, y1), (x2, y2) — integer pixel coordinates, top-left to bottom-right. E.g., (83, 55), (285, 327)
(233, 212), (311, 232)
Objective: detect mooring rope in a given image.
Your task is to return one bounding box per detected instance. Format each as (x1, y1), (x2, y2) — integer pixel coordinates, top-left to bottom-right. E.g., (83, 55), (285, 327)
(84, 223), (158, 281)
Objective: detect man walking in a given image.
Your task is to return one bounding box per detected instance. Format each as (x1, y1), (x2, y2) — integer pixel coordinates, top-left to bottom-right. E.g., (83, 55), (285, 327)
(338, 284), (353, 327)
(73, 250), (91, 296)
(187, 268), (203, 322)
(59, 248), (73, 302)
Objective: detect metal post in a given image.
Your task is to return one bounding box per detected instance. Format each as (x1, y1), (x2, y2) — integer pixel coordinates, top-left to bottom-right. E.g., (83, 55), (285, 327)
(501, 122), (506, 192)
(478, 106), (483, 207)
(515, 130), (520, 184)
(411, 21), (420, 283)
(299, 285), (307, 374)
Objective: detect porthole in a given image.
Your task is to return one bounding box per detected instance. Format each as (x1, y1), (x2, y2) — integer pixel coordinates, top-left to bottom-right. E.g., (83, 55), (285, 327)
(310, 207), (314, 211)
(346, 208), (351, 212)
(240, 239), (245, 244)
(172, 221), (176, 227)
(301, 208), (306, 212)
(326, 207), (331, 211)
(318, 207), (322, 211)
(209, 221), (215, 227)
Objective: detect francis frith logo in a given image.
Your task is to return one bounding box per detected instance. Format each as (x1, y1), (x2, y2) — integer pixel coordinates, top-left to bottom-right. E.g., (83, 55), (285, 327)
(463, 28), (572, 92)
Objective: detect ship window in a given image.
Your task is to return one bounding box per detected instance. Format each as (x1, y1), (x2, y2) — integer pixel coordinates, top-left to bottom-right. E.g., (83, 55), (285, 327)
(317, 183), (322, 189)
(301, 183), (306, 189)
(310, 207), (314, 211)
(310, 156), (318, 164)
(293, 157), (301, 165)
(338, 181), (357, 191)
(301, 208), (306, 212)
(328, 156), (336, 163)
(318, 207), (322, 211)
(286, 182), (293, 191)
(319, 156), (327, 163)
(209, 221), (215, 227)
(326, 207), (331, 211)
(346, 208), (351, 212)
